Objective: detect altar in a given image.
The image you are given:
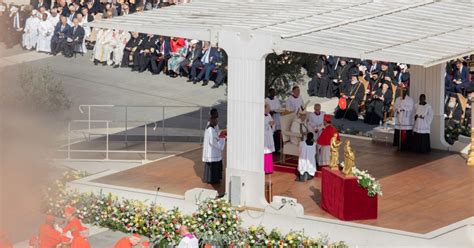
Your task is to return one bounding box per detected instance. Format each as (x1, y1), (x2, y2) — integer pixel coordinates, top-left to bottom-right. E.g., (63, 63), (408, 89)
(320, 167), (378, 221)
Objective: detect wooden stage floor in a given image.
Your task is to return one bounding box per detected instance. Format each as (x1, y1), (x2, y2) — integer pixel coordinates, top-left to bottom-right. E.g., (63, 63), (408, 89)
(93, 137), (474, 234)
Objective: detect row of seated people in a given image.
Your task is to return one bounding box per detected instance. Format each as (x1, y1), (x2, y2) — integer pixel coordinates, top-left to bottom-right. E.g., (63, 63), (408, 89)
(91, 31), (228, 88)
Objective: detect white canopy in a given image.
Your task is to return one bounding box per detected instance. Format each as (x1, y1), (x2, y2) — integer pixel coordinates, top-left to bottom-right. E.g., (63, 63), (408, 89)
(88, 0), (473, 67)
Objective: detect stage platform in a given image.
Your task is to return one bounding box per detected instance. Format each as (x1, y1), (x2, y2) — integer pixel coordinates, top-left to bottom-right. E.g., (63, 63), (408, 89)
(92, 136), (473, 234)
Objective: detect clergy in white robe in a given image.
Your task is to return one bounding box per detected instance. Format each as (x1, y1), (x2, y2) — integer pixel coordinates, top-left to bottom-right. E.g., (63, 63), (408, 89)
(93, 29), (114, 63)
(290, 109), (310, 145)
(202, 117), (225, 184)
(48, 9), (60, 28)
(177, 226), (198, 248)
(298, 132), (316, 181)
(112, 30), (131, 67)
(412, 94), (433, 153)
(264, 103), (275, 174)
(22, 10), (40, 50)
(36, 14), (54, 53)
(285, 86), (304, 112)
(265, 88), (282, 152)
(393, 91), (415, 151)
(307, 103), (325, 141)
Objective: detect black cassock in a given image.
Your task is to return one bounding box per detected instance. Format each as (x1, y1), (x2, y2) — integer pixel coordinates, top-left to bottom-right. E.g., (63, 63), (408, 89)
(307, 58), (330, 97)
(121, 36), (143, 67)
(203, 161), (223, 184)
(134, 35), (159, 72)
(330, 64), (351, 98)
(335, 82), (365, 121)
(364, 87), (392, 125)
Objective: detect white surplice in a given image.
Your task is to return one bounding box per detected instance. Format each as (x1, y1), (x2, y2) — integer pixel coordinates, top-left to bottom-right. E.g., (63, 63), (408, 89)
(264, 114), (275, 154)
(22, 16), (40, 49)
(177, 236), (199, 248)
(285, 95), (304, 113)
(265, 97), (282, 130)
(394, 96), (415, 130)
(202, 126), (225, 162)
(298, 142), (316, 176)
(413, 103), (433, 134)
(307, 111), (325, 140)
(36, 19), (54, 52)
(93, 29), (114, 62)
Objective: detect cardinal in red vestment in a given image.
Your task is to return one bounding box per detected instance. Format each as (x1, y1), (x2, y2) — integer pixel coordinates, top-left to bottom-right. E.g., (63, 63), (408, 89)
(39, 215), (70, 248)
(62, 206), (91, 248)
(114, 234), (141, 248)
(317, 115), (340, 166)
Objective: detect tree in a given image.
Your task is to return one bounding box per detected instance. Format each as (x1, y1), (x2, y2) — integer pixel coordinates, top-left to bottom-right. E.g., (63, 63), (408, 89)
(18, 65), (72, 114)
(265, 51), (318, 99)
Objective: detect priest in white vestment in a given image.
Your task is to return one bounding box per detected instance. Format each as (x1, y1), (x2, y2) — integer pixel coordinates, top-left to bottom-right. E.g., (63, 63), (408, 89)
(93, 29), (114, 64)
(36, 13), (54, 53)
(412, 94), (433, 153)
(176, 226), (198, 248)
(307, 103), (325, 141)
(264, 103), (275, 174)
(285, 86), (304, 112)
(202, 117), (226, 185)
(393, 90), (415, 151)
(22, 10), (40, 50)
(298, 132), (316, 181)
(48, 8), (60, 27)
(112, 30), (131, 67)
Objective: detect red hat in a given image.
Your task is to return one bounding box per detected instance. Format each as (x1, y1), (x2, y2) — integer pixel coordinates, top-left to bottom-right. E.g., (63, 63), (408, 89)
(64, 206), (76, 215)
(141, 241), (150, 248)
(324, 115), (332, 123)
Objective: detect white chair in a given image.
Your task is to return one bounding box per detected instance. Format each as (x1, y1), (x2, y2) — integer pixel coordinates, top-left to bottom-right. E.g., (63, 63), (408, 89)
(280, 112), (301, 166)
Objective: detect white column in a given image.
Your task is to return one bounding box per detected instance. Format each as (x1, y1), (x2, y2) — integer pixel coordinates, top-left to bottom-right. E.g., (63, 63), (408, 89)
(219, 31), (274, 208)
(410, 64), (450, 150)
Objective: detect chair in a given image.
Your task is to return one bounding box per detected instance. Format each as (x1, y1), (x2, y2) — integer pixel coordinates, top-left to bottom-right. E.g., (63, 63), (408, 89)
(279, 112), (301, 166)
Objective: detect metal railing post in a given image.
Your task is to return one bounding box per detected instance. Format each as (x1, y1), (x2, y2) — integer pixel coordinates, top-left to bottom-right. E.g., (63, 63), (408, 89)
(67, 121), (71, 159)
(88, 105), (91, 142)
(199, 107), (203, 143)
(106, 121), (109, 160)
(161, 106), (165, 144)
(125, 106), (128, 146)
(144, 122), (147, 161)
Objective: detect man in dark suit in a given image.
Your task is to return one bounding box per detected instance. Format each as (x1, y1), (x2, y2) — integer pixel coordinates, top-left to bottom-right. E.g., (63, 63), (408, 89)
(180, 39), (201, 77)
(33, 0), (50, 10)
(153, 36), (171, 75)
(452, 59), (470, 93)
(6, 5), (27, 49)
(194, 44), (220, 86)
(51, 15), (70, 55)
(211, 47), (227, 89)
(63, 17), (84, 57)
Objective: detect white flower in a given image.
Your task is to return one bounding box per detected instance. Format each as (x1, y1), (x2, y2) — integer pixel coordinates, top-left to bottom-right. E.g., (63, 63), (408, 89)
(208, 230), (213, 235)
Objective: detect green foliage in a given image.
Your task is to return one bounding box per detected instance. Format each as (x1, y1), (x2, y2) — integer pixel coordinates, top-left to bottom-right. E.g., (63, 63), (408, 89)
(19, 64), (71, 114)
(445, 118), (470, 145)
(265, 52), (318, 99)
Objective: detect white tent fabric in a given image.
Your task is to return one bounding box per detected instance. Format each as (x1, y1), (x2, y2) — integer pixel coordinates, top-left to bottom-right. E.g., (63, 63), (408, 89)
(87, 0), (473, 67)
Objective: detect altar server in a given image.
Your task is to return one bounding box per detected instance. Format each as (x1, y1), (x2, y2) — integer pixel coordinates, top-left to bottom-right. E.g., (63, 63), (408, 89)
(22, 10), (40, 50)
(36, 13), (54, 53)
(307, 103), (325, 140)
(177, 226), (198, 248)
(62, 206), (91, 248)
(264, 103), (275, 174)
(317, 115), (339, 166)
(265, 88), (282, 152)
(39, 215), (70, 248)
(393, 89), (414, 151)
(412, 94), (433, 153)
(297, 132), (316, 181)
(202, 116), (225, 184)
(114, 234), (141, 248)
(285, 86), (304, 113)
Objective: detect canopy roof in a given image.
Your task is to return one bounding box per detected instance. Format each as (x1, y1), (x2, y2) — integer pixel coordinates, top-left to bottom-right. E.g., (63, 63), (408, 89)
(89, 0), (474, 67)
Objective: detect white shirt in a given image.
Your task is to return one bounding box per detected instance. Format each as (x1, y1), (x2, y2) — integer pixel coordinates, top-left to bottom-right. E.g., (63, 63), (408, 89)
(202, 126), (225, 162)
(285, 95), (304, 113)
(177, 235), (199, 248)
(394, 96), (415, 130)
(413, 103), (433, 134)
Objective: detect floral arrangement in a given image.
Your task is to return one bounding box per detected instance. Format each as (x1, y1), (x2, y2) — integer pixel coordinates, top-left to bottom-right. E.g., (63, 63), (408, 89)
(351, 167), (382, 197)
(445, 119), (470, 145)
(44, 170), (349, 247)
